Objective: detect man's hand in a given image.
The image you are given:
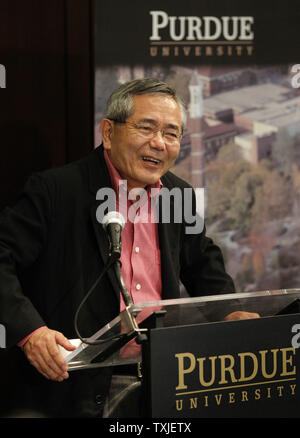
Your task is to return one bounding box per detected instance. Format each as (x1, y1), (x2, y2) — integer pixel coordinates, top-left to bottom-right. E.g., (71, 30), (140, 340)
(224, 311), (260, 321)
(23, 327), (76, 382)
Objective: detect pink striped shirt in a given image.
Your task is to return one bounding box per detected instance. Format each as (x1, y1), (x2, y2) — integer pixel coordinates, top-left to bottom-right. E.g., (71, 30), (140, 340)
(103, 149), (162, 311)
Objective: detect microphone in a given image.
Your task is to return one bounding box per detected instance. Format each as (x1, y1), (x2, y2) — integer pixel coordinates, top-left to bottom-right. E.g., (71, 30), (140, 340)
(102, 211), (125, 259)
(102, 211), (133, 307)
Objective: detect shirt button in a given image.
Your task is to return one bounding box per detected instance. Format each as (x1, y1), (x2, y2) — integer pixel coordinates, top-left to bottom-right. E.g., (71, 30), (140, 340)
(135, 247), (140, 253)
(136, 284), (141, 291)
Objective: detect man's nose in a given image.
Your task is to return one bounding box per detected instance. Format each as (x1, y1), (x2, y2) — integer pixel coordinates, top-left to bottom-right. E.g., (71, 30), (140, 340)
(149, 130), (166, 150)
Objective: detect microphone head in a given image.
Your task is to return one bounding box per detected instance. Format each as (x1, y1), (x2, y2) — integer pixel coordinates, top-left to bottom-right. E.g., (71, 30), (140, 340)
(101, 211), (125, 231)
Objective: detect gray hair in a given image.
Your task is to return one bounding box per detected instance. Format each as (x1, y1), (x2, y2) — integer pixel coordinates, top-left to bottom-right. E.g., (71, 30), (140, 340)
(105, 78), (187, 131)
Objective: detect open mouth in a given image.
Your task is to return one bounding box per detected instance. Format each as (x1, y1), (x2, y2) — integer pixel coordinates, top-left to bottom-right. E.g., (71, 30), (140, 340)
(142, 156), (161, 165)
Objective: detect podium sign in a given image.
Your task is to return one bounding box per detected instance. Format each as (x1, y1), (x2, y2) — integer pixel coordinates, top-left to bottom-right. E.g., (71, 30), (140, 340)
(143, 313), (300, 418)
(64, 288), (300, 417)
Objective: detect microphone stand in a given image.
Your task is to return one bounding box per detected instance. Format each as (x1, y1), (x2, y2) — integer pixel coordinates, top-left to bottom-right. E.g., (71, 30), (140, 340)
(113, 259), (133, 307)
(111, 256), (148, 345)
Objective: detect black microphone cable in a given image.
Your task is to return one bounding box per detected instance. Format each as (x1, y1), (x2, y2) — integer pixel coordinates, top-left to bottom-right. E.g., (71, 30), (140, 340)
(73, 253), (126, 345)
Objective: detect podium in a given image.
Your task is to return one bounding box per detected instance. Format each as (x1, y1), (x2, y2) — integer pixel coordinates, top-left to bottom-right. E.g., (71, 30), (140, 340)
(64, 289), (300, 417)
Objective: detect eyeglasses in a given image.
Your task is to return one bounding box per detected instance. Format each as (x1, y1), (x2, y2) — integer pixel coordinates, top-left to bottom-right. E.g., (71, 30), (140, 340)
(111, 120), (182, 145)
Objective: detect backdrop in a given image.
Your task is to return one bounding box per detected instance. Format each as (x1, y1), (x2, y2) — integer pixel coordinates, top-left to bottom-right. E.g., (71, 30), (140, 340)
(94, 0), (300, 293)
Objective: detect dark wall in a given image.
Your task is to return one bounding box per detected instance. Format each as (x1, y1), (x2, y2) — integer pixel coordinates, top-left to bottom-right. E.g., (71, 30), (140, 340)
(0, 0), (95, 209)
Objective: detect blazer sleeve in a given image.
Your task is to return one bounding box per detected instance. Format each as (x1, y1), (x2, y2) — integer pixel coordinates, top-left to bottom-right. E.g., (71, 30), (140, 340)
(179, 178), (236, 300)
(179, 220), (235, 297)
(160, 170), (235, 299)
(0, 173), (51, 347)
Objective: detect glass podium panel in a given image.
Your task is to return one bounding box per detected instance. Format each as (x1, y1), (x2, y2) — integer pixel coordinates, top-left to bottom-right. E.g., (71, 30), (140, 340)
(64, 288), (300, 371)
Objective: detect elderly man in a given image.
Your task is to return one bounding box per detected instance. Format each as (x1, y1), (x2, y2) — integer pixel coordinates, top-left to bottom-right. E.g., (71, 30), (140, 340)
(0, 78), (258, 418)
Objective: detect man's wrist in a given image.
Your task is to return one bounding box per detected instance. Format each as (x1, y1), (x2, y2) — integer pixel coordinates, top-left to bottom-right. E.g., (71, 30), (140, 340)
(17, 326), (47, 348)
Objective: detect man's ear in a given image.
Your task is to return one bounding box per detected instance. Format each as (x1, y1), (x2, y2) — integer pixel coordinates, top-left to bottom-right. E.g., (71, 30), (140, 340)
(100, 118), (114, 150)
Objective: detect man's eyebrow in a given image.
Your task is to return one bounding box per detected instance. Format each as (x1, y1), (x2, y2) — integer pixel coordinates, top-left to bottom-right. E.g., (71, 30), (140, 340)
(137, 118), (180, 132)
(166, 123), (181, 132)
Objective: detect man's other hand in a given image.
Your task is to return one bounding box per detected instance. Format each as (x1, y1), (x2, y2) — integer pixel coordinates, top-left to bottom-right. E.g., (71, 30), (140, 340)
(23, 327), (76, 381)
(224, 311), (260, 321)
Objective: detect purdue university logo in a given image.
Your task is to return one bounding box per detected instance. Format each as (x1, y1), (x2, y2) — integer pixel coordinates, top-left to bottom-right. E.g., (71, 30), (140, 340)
(174, 348), (296, 411)
(149, 11), (254, 58)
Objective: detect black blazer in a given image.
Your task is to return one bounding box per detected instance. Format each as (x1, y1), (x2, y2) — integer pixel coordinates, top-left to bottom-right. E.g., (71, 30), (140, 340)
(0, 146), (235, 417)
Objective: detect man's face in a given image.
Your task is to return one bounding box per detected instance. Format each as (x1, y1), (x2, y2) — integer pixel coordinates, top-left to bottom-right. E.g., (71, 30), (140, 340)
(101, 94), (182, 191)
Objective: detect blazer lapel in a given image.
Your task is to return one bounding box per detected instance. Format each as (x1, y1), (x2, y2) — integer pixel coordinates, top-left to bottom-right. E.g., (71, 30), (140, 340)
(158, 176), (181, 299)
(88, 147), (121, 302)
